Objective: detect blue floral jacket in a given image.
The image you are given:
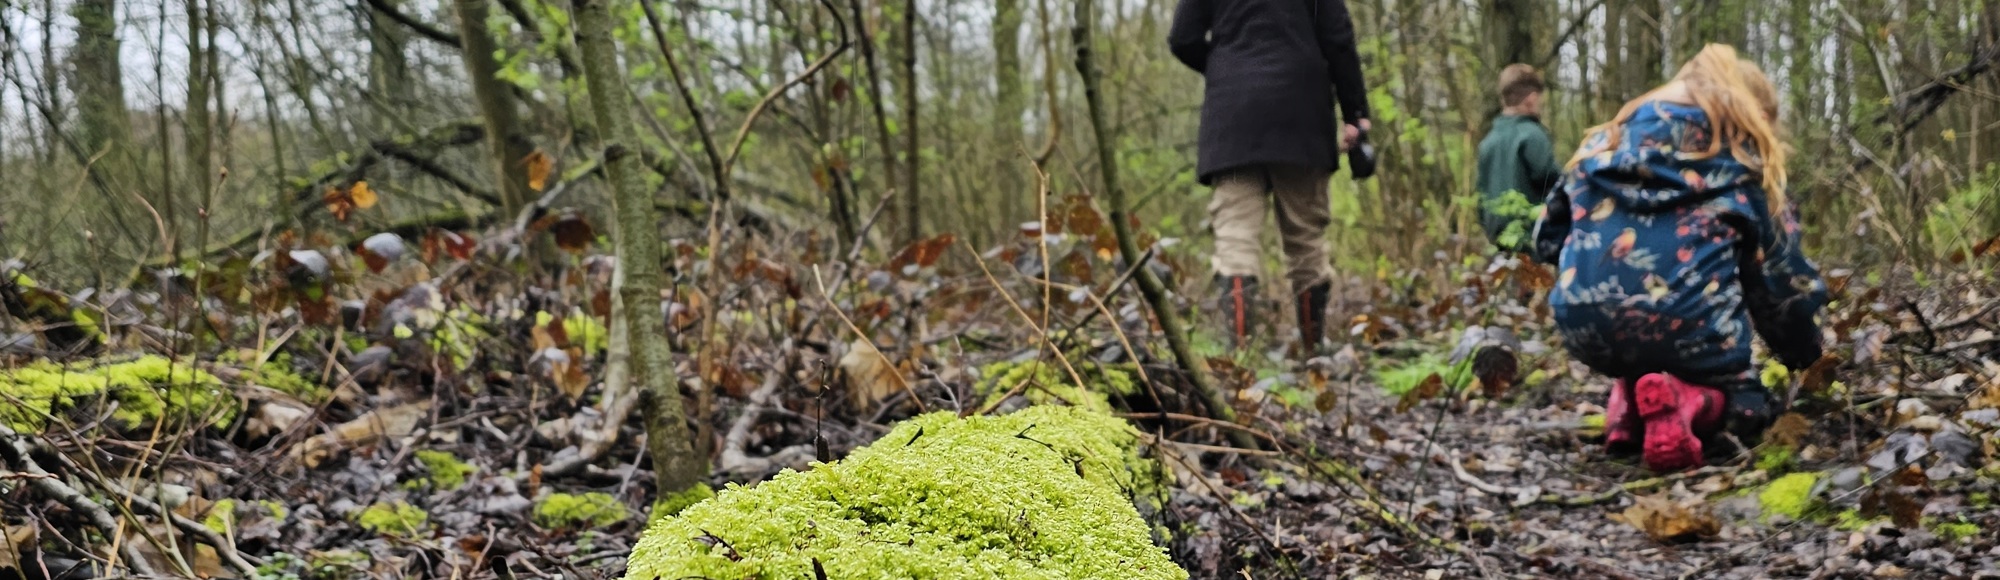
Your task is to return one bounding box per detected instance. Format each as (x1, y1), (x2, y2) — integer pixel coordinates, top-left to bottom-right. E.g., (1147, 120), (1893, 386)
(1530, 101), (1827, 382)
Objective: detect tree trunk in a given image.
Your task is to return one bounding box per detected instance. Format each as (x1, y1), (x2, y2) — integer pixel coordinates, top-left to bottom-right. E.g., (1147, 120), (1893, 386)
(1073, 0), (1252, 449)
(899, 0), (922, 244)
(369, 0), (418, 124)
(571, 0), (708, 501)
(1622, 0), (1663, 100)
(185, 0), (214, 207)
(71, 0), (132, 184)
(994, 0), (1025, 223)
(453, 0), (534, 216)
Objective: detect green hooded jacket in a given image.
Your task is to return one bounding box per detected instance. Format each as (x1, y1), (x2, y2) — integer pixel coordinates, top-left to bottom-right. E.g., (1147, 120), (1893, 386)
(1475, 114), (1560, 251)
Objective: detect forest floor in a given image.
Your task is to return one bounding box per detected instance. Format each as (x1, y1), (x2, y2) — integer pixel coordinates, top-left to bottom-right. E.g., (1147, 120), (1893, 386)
(2, 211), (1999, 579)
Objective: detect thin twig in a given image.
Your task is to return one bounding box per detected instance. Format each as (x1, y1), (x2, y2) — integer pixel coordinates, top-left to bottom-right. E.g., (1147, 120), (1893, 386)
(811, 266), (924, 412)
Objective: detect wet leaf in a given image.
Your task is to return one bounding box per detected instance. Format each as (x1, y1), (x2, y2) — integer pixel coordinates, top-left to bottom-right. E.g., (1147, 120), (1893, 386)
(1395, 373), (1444, 413)
(1611, 494), (1720, 543)
(840, 340), (899, 410)
(523, 150), (554, 192)
(549, 212), (597, 253)
(888, 234), (957, 275)
(1471, 346), (1517, 400)
(1797, 353), (1842, 395)
(1766, 413), (1811, 448)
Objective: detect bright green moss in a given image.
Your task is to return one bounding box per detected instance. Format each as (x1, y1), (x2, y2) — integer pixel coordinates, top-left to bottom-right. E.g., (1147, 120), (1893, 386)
(622, 406), (1186, 580)
(976, 361), (1140, 413)
(1759, 472), (1821, 521)
(1831, 510), (1883, 531)
(407, 450), (476, 490)
(354, 501), (428, 535)
(1932, 518), (1980, 543)
(0, 356), (230, 432)
(241, 359), (328, 403)
(563, 315), (608, 357)
(1971, 492), (1994, 509)
(535, 492), (631, 529)
(205, 499), (238, 534)
(1373, 354), (1472, 395)
(651, 483), (715, 520)
(258, 500), (289, 521)
(1756, 445), (1797, 474)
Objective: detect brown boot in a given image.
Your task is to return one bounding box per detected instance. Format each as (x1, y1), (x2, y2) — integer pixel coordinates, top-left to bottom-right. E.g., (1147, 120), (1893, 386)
(1217, 275), (1258, 349)
(1294, 281), (1332, 356)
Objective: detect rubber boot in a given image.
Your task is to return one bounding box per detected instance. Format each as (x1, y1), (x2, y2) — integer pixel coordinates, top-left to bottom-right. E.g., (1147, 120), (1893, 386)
(1217, 276), (1258, 350)
(1604, 379), (1642, 457)
(1294, 281), (1332, 356)
(1634, 373), (1726, 473)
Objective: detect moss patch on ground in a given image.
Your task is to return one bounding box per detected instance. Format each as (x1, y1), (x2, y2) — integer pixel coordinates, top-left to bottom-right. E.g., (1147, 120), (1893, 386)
(0, 356), (231, 432)
(407, 450), (476, 490)
(651, 483), (715, 520)
(1759, 472), (1821, 521)
(354, 501), (428, 535)
(621, 405), (1185, 580)
(976, 361), (1140, 414)
(1931, 518), (1980, 543)
(535, 492), (630, 529)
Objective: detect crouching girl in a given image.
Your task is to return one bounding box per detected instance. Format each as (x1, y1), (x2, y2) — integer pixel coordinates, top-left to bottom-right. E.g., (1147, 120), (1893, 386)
(1531, 45), (1828, 472)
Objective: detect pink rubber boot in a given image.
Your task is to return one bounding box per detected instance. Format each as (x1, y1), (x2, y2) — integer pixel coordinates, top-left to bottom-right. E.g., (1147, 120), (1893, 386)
(1634, 373), (1726, 473)
(1604, 379), (1642, 456)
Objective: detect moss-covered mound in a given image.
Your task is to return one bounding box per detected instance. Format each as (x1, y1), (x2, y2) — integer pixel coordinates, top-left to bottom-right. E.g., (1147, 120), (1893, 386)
(622, 405), (1186, 580)
(976, 360), (1141, 413)
(0, 356), (231, 432)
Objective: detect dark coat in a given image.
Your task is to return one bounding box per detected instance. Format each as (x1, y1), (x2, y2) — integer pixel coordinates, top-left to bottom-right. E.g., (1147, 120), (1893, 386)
(1168, 0), (1370, 185)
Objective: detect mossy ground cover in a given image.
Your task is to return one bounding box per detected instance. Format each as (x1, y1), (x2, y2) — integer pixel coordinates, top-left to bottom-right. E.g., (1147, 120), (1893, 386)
(975, 360), (1140, 413)
(0, 355), (231, 432)
(622, 405), (1185, 580)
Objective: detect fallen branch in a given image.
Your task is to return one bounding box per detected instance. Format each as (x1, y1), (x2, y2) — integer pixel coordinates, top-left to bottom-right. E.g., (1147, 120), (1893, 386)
(50, 453), (262, 578)
(0, 425), (159, 577)
(718, 342), (810, 476)
(1449, 449), (1738, 507)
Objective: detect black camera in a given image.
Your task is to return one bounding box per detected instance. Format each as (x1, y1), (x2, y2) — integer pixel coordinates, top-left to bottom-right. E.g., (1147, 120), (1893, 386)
(1348, 126), (1376, 180)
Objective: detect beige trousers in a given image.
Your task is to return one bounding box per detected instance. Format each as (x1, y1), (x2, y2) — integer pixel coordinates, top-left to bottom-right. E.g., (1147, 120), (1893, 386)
(1207, 164), (1336, 292)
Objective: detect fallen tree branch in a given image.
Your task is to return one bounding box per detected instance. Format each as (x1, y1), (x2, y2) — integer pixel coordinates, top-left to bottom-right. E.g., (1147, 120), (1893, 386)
(718, 342), (805, 476)
(1449, 449), (1739, 507)
(50, 452), (262, 578)
(0, 425), (159, 577)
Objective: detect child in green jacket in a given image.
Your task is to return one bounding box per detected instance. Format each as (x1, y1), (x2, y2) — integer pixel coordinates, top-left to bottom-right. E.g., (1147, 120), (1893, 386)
(1477, 64), (1562, 252)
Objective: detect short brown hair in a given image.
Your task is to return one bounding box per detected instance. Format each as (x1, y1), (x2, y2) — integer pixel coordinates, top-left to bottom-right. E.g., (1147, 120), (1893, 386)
(1499, 64), (1544, 107)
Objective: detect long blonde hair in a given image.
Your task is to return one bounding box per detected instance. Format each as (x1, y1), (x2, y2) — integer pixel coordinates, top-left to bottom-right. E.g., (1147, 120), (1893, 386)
(1569, 44), (1790, 213)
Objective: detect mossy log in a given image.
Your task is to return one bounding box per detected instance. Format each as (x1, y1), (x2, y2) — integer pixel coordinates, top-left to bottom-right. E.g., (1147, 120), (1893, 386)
(623, 405), (1187, 580)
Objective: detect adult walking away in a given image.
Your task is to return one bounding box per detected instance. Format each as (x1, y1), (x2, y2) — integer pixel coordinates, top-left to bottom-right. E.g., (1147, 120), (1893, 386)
(1168, 0), (1374, 353)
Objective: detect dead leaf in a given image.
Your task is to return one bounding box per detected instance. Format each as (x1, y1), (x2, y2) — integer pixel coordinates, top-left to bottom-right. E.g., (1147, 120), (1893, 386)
(542, 212), (596, 254)
(522, 150), (554, 192)
(840, 340), (899, 410)
(1611, 494), (1719, 543)
(1766, 413), (1811, 448)
(1, 525), (35, 573)
(553, 348), (589, 400)
(1797, 353), (1842, 395)
(289, 401), (432, 468)
(1396, 373), (1445, 414)
(351, 181), (378, 208)
(887, 234), (956, 275)
(246, 399), (313, 441)
(1472, 346), (1517, 400)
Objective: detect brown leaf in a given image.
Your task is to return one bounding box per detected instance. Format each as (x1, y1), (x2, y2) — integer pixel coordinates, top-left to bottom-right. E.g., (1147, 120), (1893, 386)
(553, 348), (589, 400)
(1472, 346), (1518, 400)
(888, 234), (957, 274)
(1798, 354), (1843, 395)
(522, 150), (554, 192)
(2, 524), (36, 572)
(1862, 487), (1925, 529)
(1766, 413), (1812, 448)
(549, 212), (597, 253)
(830, 77), (852, 103)
(288, 401), (431, 468)
(1314, 389), (1339, 414)
(1612, 494), (1720, 543)
(840, 340), (900, 410)
(323, 186), (355, 221)
(1396, 373), (1445, 414)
